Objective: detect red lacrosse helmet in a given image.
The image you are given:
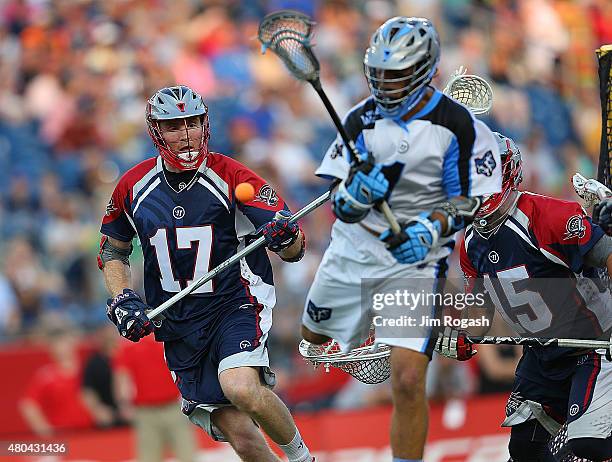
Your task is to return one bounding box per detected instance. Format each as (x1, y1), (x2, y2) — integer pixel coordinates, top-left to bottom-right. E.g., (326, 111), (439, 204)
(473, 132), (523, 238)
(146, 85), (211, 170)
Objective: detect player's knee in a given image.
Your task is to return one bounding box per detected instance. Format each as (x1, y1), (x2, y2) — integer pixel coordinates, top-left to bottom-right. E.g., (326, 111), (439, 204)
(301, 325), (331, 344)
(568, 437), (612, 462)
(391, 366), (426, 401)
(223, 382), (264, 415)
(508, 421), (553, 462)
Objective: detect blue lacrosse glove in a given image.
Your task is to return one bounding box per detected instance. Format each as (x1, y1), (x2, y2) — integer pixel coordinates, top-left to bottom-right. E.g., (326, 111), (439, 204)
(593, 198), (612, 236)
(106, 289), (154, 342)
(346, 161), (389, 205)
(379, 213), (442, 264)
(260, 209), (300, 252)
(332, 161), (390, 223)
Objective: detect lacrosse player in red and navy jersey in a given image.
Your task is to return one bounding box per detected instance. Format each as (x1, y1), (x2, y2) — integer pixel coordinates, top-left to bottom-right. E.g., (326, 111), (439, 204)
(98, 85), (314, 462)
(436, 133), (612, 462)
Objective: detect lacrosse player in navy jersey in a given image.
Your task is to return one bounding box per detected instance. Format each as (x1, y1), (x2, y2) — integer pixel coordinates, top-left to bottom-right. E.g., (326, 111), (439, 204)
(436, 133), (612, 461)
(299, 17), (502, 462)
(98, 85), (314, 462)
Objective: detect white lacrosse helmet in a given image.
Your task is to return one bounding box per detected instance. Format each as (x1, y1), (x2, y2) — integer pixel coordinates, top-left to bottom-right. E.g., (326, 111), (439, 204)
(364, 17), (440, 118)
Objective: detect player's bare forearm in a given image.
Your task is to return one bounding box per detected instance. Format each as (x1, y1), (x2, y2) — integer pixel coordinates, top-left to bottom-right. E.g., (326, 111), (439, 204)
(101, 237), (132, 297)
(278, 230), (304, 261)
(103, 260), (131, 297)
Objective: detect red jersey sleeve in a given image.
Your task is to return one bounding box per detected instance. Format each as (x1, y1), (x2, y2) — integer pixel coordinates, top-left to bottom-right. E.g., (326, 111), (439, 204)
(100, 175), (136, 242)
(529, 196), (604, 273)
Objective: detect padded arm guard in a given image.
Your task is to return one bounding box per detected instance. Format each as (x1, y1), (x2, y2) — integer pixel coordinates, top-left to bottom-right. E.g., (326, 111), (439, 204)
(97, 236), (133, 270)
(431, 196), (482, 237)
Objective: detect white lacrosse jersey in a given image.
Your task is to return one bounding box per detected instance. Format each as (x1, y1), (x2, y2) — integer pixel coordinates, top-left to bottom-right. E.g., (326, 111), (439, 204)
(317, 90), (503, 244)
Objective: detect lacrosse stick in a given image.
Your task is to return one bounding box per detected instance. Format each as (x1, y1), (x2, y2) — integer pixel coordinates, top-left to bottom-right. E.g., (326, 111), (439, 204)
(300, 330), (612, 384)
(442, 66), (493, 116)
(257, 10), (400, 235)
(466, 334), (612, 359)
(572, 172), (612, 207)
(147, 190), (330, 321)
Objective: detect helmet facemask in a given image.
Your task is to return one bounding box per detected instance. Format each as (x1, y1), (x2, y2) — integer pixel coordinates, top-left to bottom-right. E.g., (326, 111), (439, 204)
(146, 85), (211, 171)
(473, 134), (523, 238)
(365, 57), (435, 117)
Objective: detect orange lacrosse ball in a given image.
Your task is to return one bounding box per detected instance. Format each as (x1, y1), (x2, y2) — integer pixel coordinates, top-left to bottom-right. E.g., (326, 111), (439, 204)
(235, 182), (255, 203)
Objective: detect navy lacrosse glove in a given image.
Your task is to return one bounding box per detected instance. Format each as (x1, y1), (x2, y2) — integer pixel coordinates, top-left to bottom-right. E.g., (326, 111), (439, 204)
(380, 213), (441, 264)
(593, 198), (612, 236)
(106, 289), (154, 342)
(260, 209), (300, 252)
(333, 161), (389, 223)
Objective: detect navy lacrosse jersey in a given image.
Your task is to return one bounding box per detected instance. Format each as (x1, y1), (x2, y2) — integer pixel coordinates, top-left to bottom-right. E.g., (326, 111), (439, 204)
(101, 153), (289, 341)
(461, 192), (611, 351)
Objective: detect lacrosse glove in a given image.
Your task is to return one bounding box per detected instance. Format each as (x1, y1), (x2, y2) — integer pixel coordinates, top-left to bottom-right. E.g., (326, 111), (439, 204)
(260, 209), (300, 252)
(434, 327), (477, 361)
(380, 213), (441, 264)
(107, 289), (154, 342)
(593, 198), (612, 236)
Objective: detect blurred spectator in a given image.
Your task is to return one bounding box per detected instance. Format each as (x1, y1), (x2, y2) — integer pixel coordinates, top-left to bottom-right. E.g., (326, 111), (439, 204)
(81, 323), (129, 429)
(113, 335), (195, 462)
(19, 316), (93, 436)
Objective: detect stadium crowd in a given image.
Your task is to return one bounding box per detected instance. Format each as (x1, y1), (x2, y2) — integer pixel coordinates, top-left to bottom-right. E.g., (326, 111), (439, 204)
(1, 0), (611, 436)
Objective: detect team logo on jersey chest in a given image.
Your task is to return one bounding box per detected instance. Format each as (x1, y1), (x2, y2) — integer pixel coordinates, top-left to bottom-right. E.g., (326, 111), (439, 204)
(563, 215), (586, 240)
(173, 206), (185, 219)
(475, 150), (496, 177)
(488, 250), (499, 263)
(255, 184), (278, 206)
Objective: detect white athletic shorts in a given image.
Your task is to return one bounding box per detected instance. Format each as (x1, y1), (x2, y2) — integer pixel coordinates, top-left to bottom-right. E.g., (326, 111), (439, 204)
(302, 220), (450, 355)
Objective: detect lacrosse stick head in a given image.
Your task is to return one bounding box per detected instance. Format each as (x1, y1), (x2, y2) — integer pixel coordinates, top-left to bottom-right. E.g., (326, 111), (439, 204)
(443, 66), (493, 115)
(572, 173), (612, 207)
(257, 10), (320, 83)
(299, 329), (391, 384)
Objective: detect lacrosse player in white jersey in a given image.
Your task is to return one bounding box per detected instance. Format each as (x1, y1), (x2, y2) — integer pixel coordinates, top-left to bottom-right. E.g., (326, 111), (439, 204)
(300, 17), (502, 462)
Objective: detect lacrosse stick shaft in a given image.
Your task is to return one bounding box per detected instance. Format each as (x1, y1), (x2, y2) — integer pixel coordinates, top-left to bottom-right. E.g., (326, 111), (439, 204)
(147, 190), (331, 320)
(467, 335), (611, 350)
(312, 85), (401, 234)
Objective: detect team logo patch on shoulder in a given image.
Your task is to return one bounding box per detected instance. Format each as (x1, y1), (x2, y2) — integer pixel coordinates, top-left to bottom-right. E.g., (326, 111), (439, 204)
(475, 150), (497, 177)
(563, 215), (586, 240)
(105, 198), (118, 216)
(330, 142), (343, 159)
(255, 184), (278, 207)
